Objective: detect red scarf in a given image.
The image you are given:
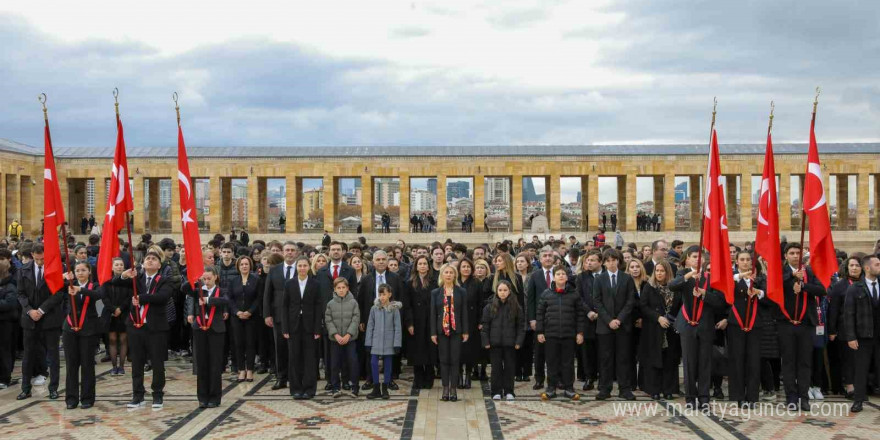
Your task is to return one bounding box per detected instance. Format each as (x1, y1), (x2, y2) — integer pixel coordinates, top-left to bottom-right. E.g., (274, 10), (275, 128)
(442, 290), (456, 336)
(67, 282), (93, 332)
(780, 268), (809, 325)
(196, 286), (220, 331)
(131, 274), (161, 328)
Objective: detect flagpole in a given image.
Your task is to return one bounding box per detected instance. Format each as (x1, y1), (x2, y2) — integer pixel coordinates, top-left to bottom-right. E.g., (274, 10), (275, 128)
(175, 92), (207, 329)
(41, 94), (80, 330)
(749, 100), (775, 325)
(797, 87), (820, 270)
(692, 98), (716, 313)
(115, 89), (141, 327)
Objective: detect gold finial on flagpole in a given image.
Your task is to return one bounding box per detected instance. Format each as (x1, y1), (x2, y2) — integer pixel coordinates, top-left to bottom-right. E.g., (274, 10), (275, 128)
(812, 86), (820, 115)
(113, 87), (120, 117)
(710, 96), (717, 129)
(768, 101), (775, 133)
(39, 93), (48, 121)
(173, 92), (181, 126)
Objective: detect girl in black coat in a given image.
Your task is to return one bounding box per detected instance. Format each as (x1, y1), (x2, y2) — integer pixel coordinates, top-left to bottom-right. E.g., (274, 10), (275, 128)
(458, 258), (482, 389)
(491, 254), (528, 380)
(481, 280), (526, 400)
(188, 267), (229, 408)
(62, 262), (104, 409)
(227, 256), (262, 382)
(404, 256), (438, 389)
(638, 260), (681, 400)
(431, 263), (469, 402)
(104, 257), (131, 376)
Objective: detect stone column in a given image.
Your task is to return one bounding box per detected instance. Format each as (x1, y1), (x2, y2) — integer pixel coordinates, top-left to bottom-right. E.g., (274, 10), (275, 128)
(31, 174), (44, 237)
(132, 176), (145, 233)
(0, 173), (6, 231)
(171, 176), (182, 234)
(323, 177), (336, 233)
(580, 177), (589, 232)
(220, 178), (232, 233)
(548, 175), (561, 231)
(148, 179), (160, 233)
(361, 176), (373, 233)
(587, 174), (599, 231)
(779, 173), (791, 230)
(740, 173), (751, 231)
(874, 174), (880, 229)
(624, 174), (636, 232)
(399, 175), (410, 233)
(836, 175), (849, 229)
(94, 178), (106, 227)
(20, 176), (33, 234)
(246, 175), (259, 233)
(512, 175), (523, 233)
(436, 175), (447, 233)
(474, 174), (485, 233)
(208, 177), (221, 233)
(725, 175), (738, 230)
(689, 175), (702, 229)
(258, 177), (269, 233)
(285, 176), (299, 233)
(663, 173), (675, 231)
(857, 172), (869, 231)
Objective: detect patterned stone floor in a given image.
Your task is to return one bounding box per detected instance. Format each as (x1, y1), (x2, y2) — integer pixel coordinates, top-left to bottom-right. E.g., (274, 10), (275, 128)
(0, 355), (878, 439)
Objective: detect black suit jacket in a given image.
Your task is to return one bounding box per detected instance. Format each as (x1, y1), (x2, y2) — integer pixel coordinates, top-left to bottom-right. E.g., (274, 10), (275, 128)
(669, 269), (726, 335)
(778, 265), (826, 326)
(282, 276), (324, 335)
(575, 271), (602, 339)
(592, 271), (636, 334)
(316, 263), (358, 305)
(263, 262), (296, 324)
(109, 271), (173, 332)
(358, 271), (402, 325)
(527, 268), (554, 322)
(725, 276), (771, 330)
(843, 279), (879, 341)
(430, 286), (469, 337)
(62, 281), (105, 336)
(187, 286), (229, 333)
(17, 262), (64, 330)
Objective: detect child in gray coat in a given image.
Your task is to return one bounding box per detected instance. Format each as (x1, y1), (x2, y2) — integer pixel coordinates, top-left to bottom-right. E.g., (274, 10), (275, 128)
(325, 278), (360, 397)
(365, 284), (402, 399)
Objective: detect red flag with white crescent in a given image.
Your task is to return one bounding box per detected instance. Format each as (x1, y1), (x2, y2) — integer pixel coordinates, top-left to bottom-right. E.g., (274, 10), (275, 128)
(755, 132), (783, 307)
(177, 126), (204, 288)
(42, 120), (66, 294)
(702, 130), (734, 304)
(802, 119), (837, 288)
(97, 115), (134, 283)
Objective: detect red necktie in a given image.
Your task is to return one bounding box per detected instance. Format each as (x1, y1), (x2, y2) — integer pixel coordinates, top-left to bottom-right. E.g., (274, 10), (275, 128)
(545, 270), (551, 288)
(333, 265), (339, 280)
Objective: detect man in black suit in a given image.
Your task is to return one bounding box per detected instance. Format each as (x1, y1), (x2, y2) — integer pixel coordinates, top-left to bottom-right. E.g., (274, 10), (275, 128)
(592, 248), (637, 400)
(358, 250), (402, 389)
(263, 241), (299, 390)
(282, 259), (325, 399)
(842, 255), (880, 412)
(643, 239), (668, 277)
(17, 245), (63, 401)
(526, 246), (557, 389)
(316, 241), (357, 389)
(777, 243), (826, 410)
(112, 250), (173, 409)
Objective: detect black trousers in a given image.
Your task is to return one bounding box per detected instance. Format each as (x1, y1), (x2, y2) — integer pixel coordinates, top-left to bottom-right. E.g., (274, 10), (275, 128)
(258, 322), (274, 368)
(490, 346), (516, 396)
(598, 331), (632, 394)
(526, 330), (541, 380)
(853, 338), (880, 402)
(0, 321), (15, 384)
(129, 329), (167, 399)
(287, 328), (318, 396)
(679, 326), (713, 400)
(828, 338), (854, 393)
(231, 316), (258, 371)
(727, 326), (762, 402)
(437, 333), (462, 388)
(777, 322), (813, 401)
(273, 322), (289, 381)
(330, 341), (359, 389)
(21, 327), (60, 393)
(193, 330), (224, 404)
(63, 331), (97, 405)
(644, 330), (680, 396)
(579, 337), (598, 382)
(544, 337), (575, 391)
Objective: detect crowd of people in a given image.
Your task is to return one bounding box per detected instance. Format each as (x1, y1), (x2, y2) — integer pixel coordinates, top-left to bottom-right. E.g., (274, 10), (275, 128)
(0, 229), (879, 413)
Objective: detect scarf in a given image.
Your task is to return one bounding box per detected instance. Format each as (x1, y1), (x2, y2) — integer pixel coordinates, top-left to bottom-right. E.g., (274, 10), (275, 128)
(658, 284), (673, 349)
(442, 290), (456, 336)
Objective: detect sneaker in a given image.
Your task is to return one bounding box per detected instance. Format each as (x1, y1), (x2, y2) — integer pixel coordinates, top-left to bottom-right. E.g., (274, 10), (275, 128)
(492, 394), (501, 401)
(152, 397), (164, 409)
(761, 391), (776, 401)
(807, 387), (816, 400)
(0, 383), (8, 390)
(505, 393), (515, 401)
(331, 389), (341, 398)
(118, 367), (125, 375)
(127, 398), (145, 408)
(33, 375), (46, 386)
(813, 388), (825, 400)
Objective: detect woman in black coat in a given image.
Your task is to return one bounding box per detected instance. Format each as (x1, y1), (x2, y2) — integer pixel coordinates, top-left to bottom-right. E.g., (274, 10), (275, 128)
(431, 263), (469, 402)
(639, 260), (682, 400)
(827, 257), (862, 397)
(458, 258), (482, 389)
(404, 256), (438, 389)
(103, 257), (131, 376)
(227, 256), (262, 382)
(62, 262), (105, 410)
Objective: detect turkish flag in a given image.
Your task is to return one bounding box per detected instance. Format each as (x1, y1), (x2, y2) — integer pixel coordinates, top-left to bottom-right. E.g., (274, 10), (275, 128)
(803, 118), (837, 288)
(97, 115), (134, 283)
(42, 120), (66, 294)
(177, 126), (204, 288)
(702, 130), (734, 304)
(755, 132), (783, 308)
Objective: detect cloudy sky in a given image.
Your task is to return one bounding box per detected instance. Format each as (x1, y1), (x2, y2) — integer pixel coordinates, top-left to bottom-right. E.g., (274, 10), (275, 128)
(2, 0), (878, 151)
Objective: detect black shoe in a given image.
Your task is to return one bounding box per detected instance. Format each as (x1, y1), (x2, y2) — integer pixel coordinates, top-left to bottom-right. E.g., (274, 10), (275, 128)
(442, 387), (450, 401)
(199, 401), (208, 408)
(66, 402), (78, 410)
(324, 382), (334, 391)
(845, 390), (855, 400)
(620, 391), (636, 401)
(583, 379), (595, 391)
(256, 367), (269, 375)
(595, 391), (610, 401)
(663, 393), (675, 400)
(851, 401), (864, 412)
(382, 384), (390, 400)
(532, 381), (544, 390)
(471, 370), (480, 380)
(362, 382), (374, 390)
(367, 386), (382, 400)
(698, 398), (710, 410)
(541, 390), (557, 400)
(651, 394), (661, 400)
(480, 366), (488, 380)
(684, 399), (696, 410)
(712, 388), (724, 399)
(563, 390), (579, 400)
(388, 381), (399, 391)
(81, 402), (93, 410)
(800, 398), (811, 411)
(463, 377), (471, 389)
(144, 363), (152, 372)
(292, 393), (303, 400)
(152, 396), (164, 409)
(126, 397), (145, 408)
(16, 391), (31, 400)
(206, 402), (219, 408)
(450, 390), (458, 402)
(48, 390), (59, 400)
(272, 381), (287, 390)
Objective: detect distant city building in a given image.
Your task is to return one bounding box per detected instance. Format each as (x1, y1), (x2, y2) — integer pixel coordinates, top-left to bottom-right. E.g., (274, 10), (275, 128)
(375, 179), (400, 208)
(485, 178), (510, 204)
(411, 189), (437, 213)
(447, 180), (471, 201)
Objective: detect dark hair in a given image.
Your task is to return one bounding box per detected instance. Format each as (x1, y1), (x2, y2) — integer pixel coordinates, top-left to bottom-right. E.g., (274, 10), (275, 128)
(378, 283), (392, 295)
(409, 255), (432, 289)
(603, 248), (622, 262)
(671, 240), (684, 249)
(784, 242), (802, 254)
(489, 280), (522, 321)
(333, 277), (349, 288)
(862, 254), (880, 267)
(33, 244), (45, 254)
(0, 249), (12, 260)
(235, 255), (255, 273)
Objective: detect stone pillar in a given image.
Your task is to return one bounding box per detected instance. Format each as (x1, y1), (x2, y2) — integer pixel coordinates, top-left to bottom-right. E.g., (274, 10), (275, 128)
(208, 177), (221, 233)
(857, 173), (869, 231)
(361, 176), (373, 233)
(836, 175), (849, 229)
(587, 174), (599, 230)
(147, 179), (160, 233)
(548, 175), (561, 231)
(171, 175), (182, 234)
(474, 174), (485, 233)
(436, 175), (447, 233)
(221, 178), (232, 233)
(246, 175), (259, 232)
(874, 174), (880, 229)
(580, 177), (589, 232)
(663, 174), (676, 231)
(740, 173), (752, 231)
(0, 173), (6, 231)
(258, 177), (268, 233)
(624, 174), (636, 232)
(132, 176), (145, 233)
(94, 178), (106, 227)
(285, 176), (299, 233)
(689, 175), (702, 229)
(323, 177), (336, 233)
(725, 175), (738, 230)
(512, 175), (523, 233)
(779, 173), (791, 230)
(653, 175), (664, 217)
(19, 176), (33, 234)
(399, 175), (410, 233)
(31, 174), (44, 237)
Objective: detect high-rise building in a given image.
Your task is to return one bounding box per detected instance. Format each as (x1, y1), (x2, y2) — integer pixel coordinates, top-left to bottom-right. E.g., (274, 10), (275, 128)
(375, 179), (400, 208)
(302, 188), (324, 219)
(411, 189), (437, 213)
(485, 178), (510, 204)
(675, 181), (688, 202)
(427, 178), (437, 194)
(447, 180), (471, 201)
(523, 178), (543, 202)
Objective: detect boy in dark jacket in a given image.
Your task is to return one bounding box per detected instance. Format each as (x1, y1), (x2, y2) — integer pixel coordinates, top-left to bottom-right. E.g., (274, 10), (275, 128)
(481, 280), (526, 400)
(536, 266), (586, 400)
